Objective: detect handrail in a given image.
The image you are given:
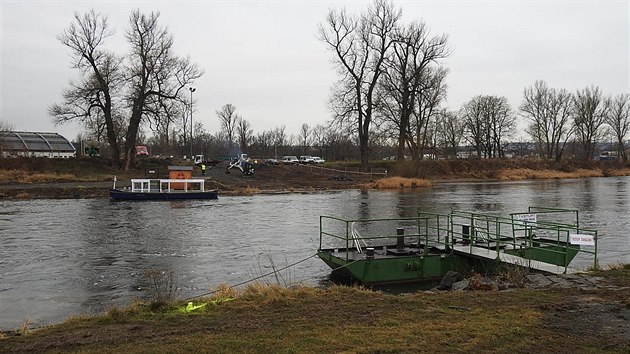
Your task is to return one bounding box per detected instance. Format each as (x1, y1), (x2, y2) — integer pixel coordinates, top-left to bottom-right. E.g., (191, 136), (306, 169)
(450, 208), (598, 272)
(318, 207), (598, 272)
(318, 214), (454, 262)
(130, 178), (207, 193)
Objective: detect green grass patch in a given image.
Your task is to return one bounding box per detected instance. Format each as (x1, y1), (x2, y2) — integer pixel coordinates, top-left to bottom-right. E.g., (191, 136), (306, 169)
(3, 282), (629, 353)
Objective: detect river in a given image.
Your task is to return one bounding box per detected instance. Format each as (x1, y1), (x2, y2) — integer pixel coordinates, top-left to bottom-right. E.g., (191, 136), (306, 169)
(1, 177), (629, 330)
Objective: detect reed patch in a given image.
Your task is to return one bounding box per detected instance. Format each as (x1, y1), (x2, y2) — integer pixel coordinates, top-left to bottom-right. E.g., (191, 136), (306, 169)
(239, 186), (261, 195)
(362, 176), (432, 189)
(497, 168), (603, 180)
(603, 168), (630, 177)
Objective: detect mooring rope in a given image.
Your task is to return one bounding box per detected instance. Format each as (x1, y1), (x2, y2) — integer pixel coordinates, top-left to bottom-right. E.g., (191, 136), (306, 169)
(184, 253), (319, 301)
(183, 252), (366, 301)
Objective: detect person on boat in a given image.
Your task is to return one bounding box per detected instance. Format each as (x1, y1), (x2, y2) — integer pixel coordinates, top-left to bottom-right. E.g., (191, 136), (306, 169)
(201, 163), (206, 176)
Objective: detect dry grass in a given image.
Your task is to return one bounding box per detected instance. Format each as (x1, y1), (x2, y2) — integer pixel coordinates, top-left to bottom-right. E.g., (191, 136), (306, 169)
(142, 269), (182, 304)
(0, 169), (77, 183)
(19, 319), (31, 336)
(605, 262), (630, 270)
(4, 283), (629, 353)
(363, 176), (432, 189)
(209, 283), (240, 299)
(239, 186), (261, 195)
(497, 168), (603, 181)
(501, 264), (530, 288)
(15, 192), (31, 199)
(604, 168), (630, 177)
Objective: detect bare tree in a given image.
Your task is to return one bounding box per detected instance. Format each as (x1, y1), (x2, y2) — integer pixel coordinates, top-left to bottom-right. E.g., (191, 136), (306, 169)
(123, 10), (203, 170)
(236, 118), (254, 153)
(604, 93), (630, 161)
(460, 96), (487, 158)
(520, 80), (573, 161)
(379, 20), (450, 160)
(216, 104), (239, 146)
(436, 109), (464, 159)
(139, 94), (186, 157)
(572, 85), (608, 160)
(409, 66), (448, 159)
(311, 124), (328, 158)
(50, 10), (122, 162)
(272, 125), (287, 149)
(461, 95), (514, 158)
(0, 119), (13, 156)
(319, 0), (401, 169)
(299, 123), (312, 154)
(486, 96), (516, 158)
(252, 130), (274, 157)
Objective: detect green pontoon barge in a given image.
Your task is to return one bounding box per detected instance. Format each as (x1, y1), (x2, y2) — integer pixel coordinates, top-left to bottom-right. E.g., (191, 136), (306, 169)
(316, 207), (598, 285)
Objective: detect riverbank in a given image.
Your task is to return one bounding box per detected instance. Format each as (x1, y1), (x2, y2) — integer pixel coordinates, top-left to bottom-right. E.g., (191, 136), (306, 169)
(1, 157), (630, 199)
(2, 266), (629, 353)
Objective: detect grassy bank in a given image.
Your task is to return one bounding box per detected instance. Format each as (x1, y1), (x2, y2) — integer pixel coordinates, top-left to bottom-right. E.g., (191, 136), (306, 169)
(3, 157), (630, 184)
(0, 157), (163, 183)
(2, 157), (630, 200)
(2, 266), (629, 353)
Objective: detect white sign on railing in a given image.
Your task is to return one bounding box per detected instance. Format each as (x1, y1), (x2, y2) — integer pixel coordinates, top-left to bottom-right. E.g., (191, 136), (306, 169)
(569, 234), (596, 246)
(515, 213), (537, 223)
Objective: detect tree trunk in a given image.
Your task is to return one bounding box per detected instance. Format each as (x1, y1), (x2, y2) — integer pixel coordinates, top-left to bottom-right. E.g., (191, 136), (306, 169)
(123, 97), (145, 171)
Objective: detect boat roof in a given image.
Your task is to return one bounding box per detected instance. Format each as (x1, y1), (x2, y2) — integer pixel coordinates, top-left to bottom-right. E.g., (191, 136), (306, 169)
(168, 165), (194, 171)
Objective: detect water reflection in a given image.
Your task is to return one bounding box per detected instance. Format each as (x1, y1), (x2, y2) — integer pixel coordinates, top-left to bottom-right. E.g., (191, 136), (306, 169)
(1, 178), (630, 330)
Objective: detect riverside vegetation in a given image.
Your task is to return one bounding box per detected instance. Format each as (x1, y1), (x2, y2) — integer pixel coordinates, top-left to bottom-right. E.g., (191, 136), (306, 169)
(2, 156), (630, 199)
(1, 265), (629, 353)
(2, 157), (630, 352)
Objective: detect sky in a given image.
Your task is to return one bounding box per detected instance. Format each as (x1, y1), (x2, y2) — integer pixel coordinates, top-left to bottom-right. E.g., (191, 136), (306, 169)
(1, 0), (628, 142)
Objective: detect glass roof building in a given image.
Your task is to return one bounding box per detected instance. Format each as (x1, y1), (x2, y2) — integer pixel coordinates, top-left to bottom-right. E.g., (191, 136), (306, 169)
(1, 131), (76, 158)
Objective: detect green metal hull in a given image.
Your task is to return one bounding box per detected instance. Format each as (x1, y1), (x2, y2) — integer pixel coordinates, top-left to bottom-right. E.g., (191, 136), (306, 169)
(317, 251), (460, 285)
(503, 244), (580, 267)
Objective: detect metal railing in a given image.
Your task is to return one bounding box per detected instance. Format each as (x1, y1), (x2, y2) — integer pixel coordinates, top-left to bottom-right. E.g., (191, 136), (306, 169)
(319, 215), (451, 262)
(318, 207), (598, 272)
(450, 207), (598, 272)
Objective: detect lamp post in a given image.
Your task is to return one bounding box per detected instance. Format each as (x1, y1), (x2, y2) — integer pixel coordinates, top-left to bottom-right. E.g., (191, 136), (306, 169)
(189, 87), (196, 160)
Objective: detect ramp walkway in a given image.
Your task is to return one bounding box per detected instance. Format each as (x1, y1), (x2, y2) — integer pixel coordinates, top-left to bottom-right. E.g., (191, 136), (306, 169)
(417, 207), (598, 274)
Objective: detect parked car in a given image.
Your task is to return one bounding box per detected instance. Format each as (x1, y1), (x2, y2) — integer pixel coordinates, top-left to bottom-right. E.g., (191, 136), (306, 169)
(265, 158), (280, 165)
(312, 157), (325, 164)
(299, 155), (315, 164)
(281, 156), (299, 164)
(135, 145), (149, 157)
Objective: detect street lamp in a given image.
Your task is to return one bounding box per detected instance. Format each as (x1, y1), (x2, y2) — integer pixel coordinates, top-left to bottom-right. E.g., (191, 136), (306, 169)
(189, 87), (196, 160)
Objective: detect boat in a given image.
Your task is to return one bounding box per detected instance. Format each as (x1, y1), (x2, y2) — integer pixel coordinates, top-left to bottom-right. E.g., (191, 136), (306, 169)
(316, 207), (598, 285)
(109, 177), (219, 201)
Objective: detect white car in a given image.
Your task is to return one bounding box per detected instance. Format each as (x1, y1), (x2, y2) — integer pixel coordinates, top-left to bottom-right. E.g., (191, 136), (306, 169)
(299, 155), (315, 164)
(281, 156), (299, 164)
(312, 157), (325, 164)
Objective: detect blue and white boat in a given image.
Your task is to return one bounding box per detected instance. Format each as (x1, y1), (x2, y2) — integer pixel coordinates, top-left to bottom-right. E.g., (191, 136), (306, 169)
(109, 177), (219, 201)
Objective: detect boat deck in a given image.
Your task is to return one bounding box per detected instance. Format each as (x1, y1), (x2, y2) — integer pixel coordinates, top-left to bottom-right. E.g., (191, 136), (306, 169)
(322, 242), (457, 261)
(451, 244), (579, 274)
(322, 241), (577, 275)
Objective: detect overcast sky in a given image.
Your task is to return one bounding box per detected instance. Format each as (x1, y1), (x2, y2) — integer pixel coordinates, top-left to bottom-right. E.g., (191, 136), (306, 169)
(1, 0), (628, 141)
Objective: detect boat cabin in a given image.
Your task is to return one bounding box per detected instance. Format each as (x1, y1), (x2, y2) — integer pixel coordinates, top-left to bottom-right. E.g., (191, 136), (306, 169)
(168, 165), (194, 190)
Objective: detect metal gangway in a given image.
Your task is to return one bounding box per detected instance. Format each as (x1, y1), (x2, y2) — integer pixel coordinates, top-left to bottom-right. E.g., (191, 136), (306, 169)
(416, 207), (598, 274)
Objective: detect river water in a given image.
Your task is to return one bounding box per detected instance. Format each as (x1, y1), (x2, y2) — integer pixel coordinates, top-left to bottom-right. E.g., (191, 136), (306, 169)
(1, 177), (630, 330)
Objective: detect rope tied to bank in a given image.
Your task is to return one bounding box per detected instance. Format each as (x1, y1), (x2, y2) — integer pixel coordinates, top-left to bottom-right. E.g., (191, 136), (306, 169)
(184, 252), (364, 301)
(184, 253), (318, 301)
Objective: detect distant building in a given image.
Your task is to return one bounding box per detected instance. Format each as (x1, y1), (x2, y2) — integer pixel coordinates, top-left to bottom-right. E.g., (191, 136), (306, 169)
(1, 131), (76, 158)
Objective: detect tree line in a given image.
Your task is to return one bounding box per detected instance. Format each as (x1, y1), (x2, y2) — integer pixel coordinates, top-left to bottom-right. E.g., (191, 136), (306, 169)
(45, 3), (629, 168)
(319, 0), (630, 166)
